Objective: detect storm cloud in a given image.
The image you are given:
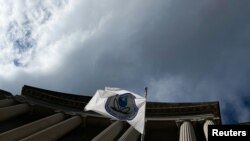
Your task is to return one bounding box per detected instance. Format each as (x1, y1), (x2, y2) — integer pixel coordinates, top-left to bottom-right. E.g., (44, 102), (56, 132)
(0, 0), (250, 124)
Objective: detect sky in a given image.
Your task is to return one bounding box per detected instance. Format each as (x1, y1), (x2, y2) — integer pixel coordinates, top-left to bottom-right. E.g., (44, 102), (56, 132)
(0, 0), (250, 124)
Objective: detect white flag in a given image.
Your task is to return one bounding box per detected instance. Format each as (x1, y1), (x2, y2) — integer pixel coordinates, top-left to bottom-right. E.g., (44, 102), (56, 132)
(84, 87), (146, 134)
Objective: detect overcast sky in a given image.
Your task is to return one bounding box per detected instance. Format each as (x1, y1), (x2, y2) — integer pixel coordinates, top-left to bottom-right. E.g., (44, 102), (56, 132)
(0, 0), (250, 124)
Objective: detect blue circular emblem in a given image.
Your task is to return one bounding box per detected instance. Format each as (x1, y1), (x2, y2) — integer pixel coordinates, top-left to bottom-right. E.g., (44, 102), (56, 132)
(105, 93), (138, 120)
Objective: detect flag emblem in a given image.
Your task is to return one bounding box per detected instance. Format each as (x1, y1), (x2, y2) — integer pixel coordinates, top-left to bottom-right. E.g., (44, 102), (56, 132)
(105, 93), (138, 120)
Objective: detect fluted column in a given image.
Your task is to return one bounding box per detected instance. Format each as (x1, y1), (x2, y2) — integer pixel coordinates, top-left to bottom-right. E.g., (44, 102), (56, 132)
(179, 121), (197, 141)
(203, 120), (215, 141)
(0, 104), (30, 121)
(0, 113), (65, 141)
(92, 121), (124, 141)
(118, 126), (140, 141)
(0, 99), (15, 108)
(20, 116), (82, 141)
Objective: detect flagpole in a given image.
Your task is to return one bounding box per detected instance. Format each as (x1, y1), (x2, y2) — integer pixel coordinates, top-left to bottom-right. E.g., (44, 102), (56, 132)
(141, 87), (148, 141)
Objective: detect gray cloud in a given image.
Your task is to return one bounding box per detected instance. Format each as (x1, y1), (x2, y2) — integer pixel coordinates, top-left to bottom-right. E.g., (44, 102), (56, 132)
(1, 0), (250, 123)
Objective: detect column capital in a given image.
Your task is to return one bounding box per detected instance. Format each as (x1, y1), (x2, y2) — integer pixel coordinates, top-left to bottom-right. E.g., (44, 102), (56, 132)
(179, 120), (197, 141)
(175, 120), (192, 128)
(203, 119), (215, 141)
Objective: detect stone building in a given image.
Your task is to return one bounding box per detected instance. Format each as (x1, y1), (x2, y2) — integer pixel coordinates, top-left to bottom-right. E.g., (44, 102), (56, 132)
(0, 85), (222, 141)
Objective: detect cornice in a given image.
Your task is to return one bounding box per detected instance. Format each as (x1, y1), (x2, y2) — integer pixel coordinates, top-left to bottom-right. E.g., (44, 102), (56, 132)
(21, 85), (220, 119)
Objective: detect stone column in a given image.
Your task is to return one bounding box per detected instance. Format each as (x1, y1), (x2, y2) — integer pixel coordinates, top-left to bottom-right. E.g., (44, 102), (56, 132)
(0, 99), (15, 108)
(118, 126), (140, 141)
(179, 121), (197, 141)
(20, 116), (82, 141)
(0, 104), (30, 121)
(0, 113), (65, 141)
(203, 120), (215, 141)
(92, 121), (124, 141)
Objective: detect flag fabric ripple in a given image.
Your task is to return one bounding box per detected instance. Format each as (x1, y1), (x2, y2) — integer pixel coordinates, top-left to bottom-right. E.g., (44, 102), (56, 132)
(84, 87), (146, 134)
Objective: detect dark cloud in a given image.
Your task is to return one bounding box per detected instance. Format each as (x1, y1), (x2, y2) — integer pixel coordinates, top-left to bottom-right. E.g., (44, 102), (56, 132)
(1, 0), (250, 124)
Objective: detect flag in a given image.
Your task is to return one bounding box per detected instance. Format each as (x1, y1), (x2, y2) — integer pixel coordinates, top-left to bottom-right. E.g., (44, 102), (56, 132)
(84, 87), (146, 134)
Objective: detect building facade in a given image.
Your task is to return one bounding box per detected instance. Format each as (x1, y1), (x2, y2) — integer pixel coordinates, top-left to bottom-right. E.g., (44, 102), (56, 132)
(0, 85), (221, 141)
